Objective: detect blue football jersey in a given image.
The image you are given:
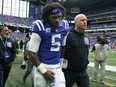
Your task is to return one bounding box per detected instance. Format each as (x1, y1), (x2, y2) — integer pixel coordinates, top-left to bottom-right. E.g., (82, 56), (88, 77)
(32, 20), (69, 64)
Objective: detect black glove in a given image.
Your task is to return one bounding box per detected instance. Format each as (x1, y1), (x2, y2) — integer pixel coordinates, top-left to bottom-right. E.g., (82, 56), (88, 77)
(21, 64), (26, 70)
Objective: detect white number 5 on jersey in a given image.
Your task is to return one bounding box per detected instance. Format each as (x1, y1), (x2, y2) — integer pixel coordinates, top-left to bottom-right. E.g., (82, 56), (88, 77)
(50, 34), (61, 51)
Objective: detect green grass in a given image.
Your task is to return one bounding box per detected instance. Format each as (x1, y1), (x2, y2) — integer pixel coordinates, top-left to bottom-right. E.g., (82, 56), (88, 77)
(5, 50), (116, 87)
(5, 53), (32, 87)
(87, 67), (116, 87)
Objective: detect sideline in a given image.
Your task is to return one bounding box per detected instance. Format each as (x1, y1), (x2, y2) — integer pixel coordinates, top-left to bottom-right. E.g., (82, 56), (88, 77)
(90, 77), (115, 87)
(88, 62), (116, 72)
(88, 62), (116, 87)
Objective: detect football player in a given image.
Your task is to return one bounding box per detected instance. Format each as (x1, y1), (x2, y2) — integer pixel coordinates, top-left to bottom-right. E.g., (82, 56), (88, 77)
(29, 2), (69, 87)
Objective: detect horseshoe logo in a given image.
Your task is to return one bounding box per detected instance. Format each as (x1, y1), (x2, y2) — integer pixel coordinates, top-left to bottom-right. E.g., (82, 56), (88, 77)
(53, 9), (57, 13)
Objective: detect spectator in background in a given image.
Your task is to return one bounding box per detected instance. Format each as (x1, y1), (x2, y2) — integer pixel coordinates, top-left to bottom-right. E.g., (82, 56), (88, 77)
(91, 36), (108, 83)
(20, 39), (24, 52)
(21, 34), (33, 83)
(28, 2), (69, 87)
(0, 25), (16, 87)
(62, 14), (90, 87)
(14, 38), (19, 54)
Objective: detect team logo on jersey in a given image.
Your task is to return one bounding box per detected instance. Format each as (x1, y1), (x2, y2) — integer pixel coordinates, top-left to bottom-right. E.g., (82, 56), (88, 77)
(46, 28), (51, 33)
(84, 37), (90, 45)
(53, 9), (57, 13)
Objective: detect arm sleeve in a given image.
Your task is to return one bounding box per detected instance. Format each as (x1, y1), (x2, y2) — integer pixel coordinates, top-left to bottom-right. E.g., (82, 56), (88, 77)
(29, 33), (41, 53)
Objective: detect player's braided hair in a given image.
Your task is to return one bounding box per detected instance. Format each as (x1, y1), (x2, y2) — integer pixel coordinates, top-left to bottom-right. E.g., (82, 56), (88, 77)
(41, 2), (66, 21)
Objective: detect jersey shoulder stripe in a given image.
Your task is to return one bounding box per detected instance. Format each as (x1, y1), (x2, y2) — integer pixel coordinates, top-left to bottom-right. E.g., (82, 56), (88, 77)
(32, 20), (45, 32)
(62, 20), (69, 30)
(33, 21), (41, 31)
(36, 20), (45, 31)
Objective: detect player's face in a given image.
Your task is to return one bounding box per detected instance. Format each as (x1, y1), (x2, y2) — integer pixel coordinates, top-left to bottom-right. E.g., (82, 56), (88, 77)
(48, 12), (63, 27)
(0, 27), (9, 38)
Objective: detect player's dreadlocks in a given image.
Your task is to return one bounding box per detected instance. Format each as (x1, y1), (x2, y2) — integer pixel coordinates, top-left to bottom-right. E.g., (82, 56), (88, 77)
(41, 2), (66, 21)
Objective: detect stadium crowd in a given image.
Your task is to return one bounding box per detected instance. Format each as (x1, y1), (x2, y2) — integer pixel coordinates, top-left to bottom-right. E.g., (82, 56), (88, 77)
(0, 14), (34, 27)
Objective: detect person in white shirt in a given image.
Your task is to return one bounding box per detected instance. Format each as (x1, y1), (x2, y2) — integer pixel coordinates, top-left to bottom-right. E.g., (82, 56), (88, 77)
(91, 36), (108, 83)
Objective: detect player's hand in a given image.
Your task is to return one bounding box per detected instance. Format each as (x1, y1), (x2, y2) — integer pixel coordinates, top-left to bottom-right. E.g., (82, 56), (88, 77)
(43, 70), (54, 81)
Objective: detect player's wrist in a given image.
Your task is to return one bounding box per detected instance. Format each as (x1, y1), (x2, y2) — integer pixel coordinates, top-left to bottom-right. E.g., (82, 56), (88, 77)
(37, 64), (47, 74)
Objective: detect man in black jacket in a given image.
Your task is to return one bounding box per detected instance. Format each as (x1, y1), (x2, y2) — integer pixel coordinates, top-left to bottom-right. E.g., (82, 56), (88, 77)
(0, 25), (16, 87)
(62, 14), (90, 87)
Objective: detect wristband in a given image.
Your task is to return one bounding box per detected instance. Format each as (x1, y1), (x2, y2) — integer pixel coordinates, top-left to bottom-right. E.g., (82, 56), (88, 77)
(37, 64), (47, 74)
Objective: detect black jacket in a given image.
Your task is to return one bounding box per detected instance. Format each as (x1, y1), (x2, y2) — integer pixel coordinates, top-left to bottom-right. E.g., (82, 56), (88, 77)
(64, 29), (89, 72)
(0, 38), (16, 64)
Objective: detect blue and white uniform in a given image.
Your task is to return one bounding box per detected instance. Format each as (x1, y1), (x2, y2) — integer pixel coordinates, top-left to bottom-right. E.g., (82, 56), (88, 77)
(29, 19), (69, 87)
(29, 20), (68, 64)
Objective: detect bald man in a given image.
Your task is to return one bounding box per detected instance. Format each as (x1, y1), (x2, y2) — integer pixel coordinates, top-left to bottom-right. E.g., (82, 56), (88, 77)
(62, 14), (90, 87)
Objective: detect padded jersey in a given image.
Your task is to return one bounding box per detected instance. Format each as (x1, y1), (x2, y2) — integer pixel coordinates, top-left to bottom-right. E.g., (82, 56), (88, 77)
(31, 20), (69, 64)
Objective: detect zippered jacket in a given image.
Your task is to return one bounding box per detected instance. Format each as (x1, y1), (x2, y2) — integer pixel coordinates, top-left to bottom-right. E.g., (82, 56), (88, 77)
(64, 29), (89, 72)
(0, 38), (16, 64)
